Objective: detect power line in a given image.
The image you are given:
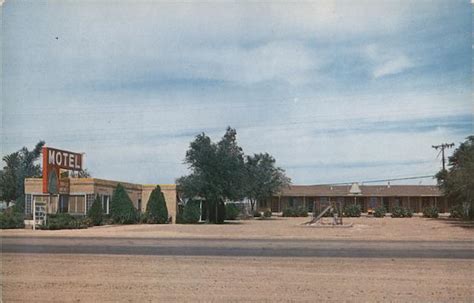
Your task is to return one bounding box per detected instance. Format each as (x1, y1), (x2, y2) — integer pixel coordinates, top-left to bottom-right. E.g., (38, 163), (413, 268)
(313, 174), (436, 186)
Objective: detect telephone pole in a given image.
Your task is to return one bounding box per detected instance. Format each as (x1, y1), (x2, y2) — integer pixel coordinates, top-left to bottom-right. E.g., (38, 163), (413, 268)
(432, 143), (455, 171)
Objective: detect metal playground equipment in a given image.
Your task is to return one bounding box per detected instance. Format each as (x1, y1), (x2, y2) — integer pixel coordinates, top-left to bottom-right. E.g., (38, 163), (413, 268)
(304, 201), (353, 227)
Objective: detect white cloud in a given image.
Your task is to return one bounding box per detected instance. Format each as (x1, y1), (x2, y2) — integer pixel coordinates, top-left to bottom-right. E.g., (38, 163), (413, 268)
(373, 55), (414, 78)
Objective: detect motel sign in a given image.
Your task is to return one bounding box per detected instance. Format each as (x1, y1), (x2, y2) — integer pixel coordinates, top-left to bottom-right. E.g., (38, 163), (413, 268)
(42, 147), (83, 194)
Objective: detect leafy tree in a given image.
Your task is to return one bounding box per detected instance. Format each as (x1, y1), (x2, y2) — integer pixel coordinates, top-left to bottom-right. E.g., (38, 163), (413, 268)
(0, 141), (44, 207)
(87, 195), (104, 226)
(244, 153), (291, 211)
(177, 127), (246, 223)
(110, 183), (137, 224)
(145, 185), (169, 224)
(436, 136), (474, 220)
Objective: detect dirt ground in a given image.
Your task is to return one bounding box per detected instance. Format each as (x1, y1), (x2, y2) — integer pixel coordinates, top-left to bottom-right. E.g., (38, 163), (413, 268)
(2, 216), (473, 241)
(2, 217), (473, 302)
(2, 254), (473, 302)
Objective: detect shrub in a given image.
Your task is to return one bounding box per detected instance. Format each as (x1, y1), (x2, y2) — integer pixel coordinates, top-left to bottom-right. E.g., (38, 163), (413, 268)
(217, 201), (226, 224)
(391, 206), (413, 218)
(423, 206), (439, 218)
(39, 213), (88, 230)
(0, 209), (25, 229)
(145, 185), (168, 224)
(225, 203), (240, 220)
(183, 200), (201, 224)
(344, 204), (361, 217)
(253, 210), (262, 217)
(373, 207), (386, 218)
(87, 195), (104, 226)
(110, 183), (138, 224)
(263, 209), (272, 218)
(449, 204), (464, 218)
(282, 207), (308, 217)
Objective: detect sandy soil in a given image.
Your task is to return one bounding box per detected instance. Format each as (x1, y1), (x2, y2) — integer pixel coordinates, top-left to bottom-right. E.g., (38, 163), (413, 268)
(2, 216), (473, 241)
(2, 254), (473, 302)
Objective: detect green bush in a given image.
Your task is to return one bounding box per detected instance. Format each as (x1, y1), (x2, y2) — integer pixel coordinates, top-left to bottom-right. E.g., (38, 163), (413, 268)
(225, 203), (240, 220)
(39, 213), (88, 230)
(449, 204), (464, 218)
(183, 200), (201, 224)
(282, 207), (308, 217)
(0, 209), (25, 229)
(263, 209), (272, 218)
(373, 207), (386, 218)
(110, 183), (138, 224)
(343, 204), (361, 217)
(391, 206), (413, 218)
(423, 206), (439, 218)
(145, 185), (169, 224)
(87, 195), (104, 226)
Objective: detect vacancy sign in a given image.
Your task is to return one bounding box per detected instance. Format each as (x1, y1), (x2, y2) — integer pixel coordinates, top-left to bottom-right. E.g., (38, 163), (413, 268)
(42, 147), (83, 194)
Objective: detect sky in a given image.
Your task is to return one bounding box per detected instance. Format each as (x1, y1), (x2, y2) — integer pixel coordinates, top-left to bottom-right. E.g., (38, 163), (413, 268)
(1, 0), (472, 185)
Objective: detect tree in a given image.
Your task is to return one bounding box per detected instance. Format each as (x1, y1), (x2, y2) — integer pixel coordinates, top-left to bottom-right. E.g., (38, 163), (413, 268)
(87, 195), (104, 226)
(436, 136), (474, 220)
(110, 183), (137, 224)
(145, 185), (169, 224)
(245, 153), (291, 211)
(177, 127), (246, 223)
(0, 141), (45, 207)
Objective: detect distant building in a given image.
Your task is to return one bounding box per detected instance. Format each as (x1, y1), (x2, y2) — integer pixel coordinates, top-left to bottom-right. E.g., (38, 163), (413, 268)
(24, 178), (178, 222)
(261, 183), (448, 213)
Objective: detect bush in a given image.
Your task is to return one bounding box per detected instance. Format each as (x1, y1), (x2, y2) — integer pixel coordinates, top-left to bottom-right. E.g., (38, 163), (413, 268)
(263, 209), (272, 218)
(145, 185), (168, 224)
(253, 210), (262, 217)
(39, 213), (88, 230)
(423, 206), (439, 218)
(343, 204), (361, 217)
(282, 207), (308, 217)
(225, 203), (240, 220)
(449, 204), (464, 218)
(373, 207), (386, 218)
(182, 200), (201, 224)
(0, 209), (25, 229)
(110, 183), (138, 224)
(391, 206), (413, 218)
(87, 195), (104, 226)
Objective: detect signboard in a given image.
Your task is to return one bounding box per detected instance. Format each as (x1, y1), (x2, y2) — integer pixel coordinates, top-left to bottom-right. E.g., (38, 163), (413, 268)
(42, 147), (83, 194)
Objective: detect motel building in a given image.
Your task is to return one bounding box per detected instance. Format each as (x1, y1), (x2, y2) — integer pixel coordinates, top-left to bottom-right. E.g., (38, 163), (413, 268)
(260, 183), (448, 214)
(24, 178), (178, 222)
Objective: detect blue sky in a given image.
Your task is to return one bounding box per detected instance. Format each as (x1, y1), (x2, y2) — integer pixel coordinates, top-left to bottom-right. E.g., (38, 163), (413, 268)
(1, 1), (472, 185)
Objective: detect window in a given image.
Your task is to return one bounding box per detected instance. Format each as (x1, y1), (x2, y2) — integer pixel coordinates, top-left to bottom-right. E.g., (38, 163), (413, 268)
(320, 197), (329, 207)
(288, 197), (294, 208)
(68, 195), (85, 214)
(369, 197), (378, 209)
(102, 195), (110, 214)
(86, 194), (95, 213)
(59, 195), (69, 213)
(25, 194), (32, 215)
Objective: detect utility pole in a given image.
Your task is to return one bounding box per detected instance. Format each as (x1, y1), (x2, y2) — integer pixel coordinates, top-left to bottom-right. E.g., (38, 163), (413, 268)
(432, 143), (455, 171)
